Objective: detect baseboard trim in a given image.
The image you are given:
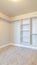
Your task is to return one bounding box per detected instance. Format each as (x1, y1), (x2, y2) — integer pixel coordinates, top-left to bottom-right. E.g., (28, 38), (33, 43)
(0, 43), (37, 50)
(0, 43), (11, 48)
(11, 43), (37, 50)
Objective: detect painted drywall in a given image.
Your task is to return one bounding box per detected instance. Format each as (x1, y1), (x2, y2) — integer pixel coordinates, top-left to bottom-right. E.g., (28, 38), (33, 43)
(11, 12), (37, 47)
(0, 13), (10, 46)
(0, 11), (37, 47)
(0, 19), (10, 46)
(32, 17), (37, 46)
(11, 20), (21, 44)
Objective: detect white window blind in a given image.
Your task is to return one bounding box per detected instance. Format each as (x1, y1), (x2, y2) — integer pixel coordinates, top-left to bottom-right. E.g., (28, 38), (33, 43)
(21, 19), (30, 45)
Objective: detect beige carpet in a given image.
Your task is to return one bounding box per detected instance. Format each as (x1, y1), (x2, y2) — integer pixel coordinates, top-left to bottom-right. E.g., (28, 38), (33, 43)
(0, 46), (37, 65)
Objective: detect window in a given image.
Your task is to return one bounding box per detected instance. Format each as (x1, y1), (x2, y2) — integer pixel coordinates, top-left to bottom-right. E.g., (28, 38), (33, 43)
(21, 19), (30, 45)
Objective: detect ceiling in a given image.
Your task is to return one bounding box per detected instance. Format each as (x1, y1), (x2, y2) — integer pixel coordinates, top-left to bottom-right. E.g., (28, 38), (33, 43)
(0, 0), (37, 17)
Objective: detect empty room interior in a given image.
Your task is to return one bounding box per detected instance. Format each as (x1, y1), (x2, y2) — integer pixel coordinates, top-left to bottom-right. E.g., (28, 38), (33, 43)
(0, 0), (37, 65)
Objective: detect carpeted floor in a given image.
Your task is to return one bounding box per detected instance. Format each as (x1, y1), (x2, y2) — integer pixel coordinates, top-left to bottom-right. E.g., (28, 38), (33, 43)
(0, 45), (37, 65)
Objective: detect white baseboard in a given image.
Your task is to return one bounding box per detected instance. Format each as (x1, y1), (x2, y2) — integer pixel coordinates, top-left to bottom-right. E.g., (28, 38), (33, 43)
(10, 43), (37, 50)
(0, 43), (11, 48)
(0, 43), (37, 50)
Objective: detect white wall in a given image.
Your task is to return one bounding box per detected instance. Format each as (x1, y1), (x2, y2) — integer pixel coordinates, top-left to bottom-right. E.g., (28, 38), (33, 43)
(11, 20), (21, 44)
(0, 19), (10, 46)
(11, 12), (37, 47)
(32, 17), (37, 46)
(0, 12), (37, 47)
